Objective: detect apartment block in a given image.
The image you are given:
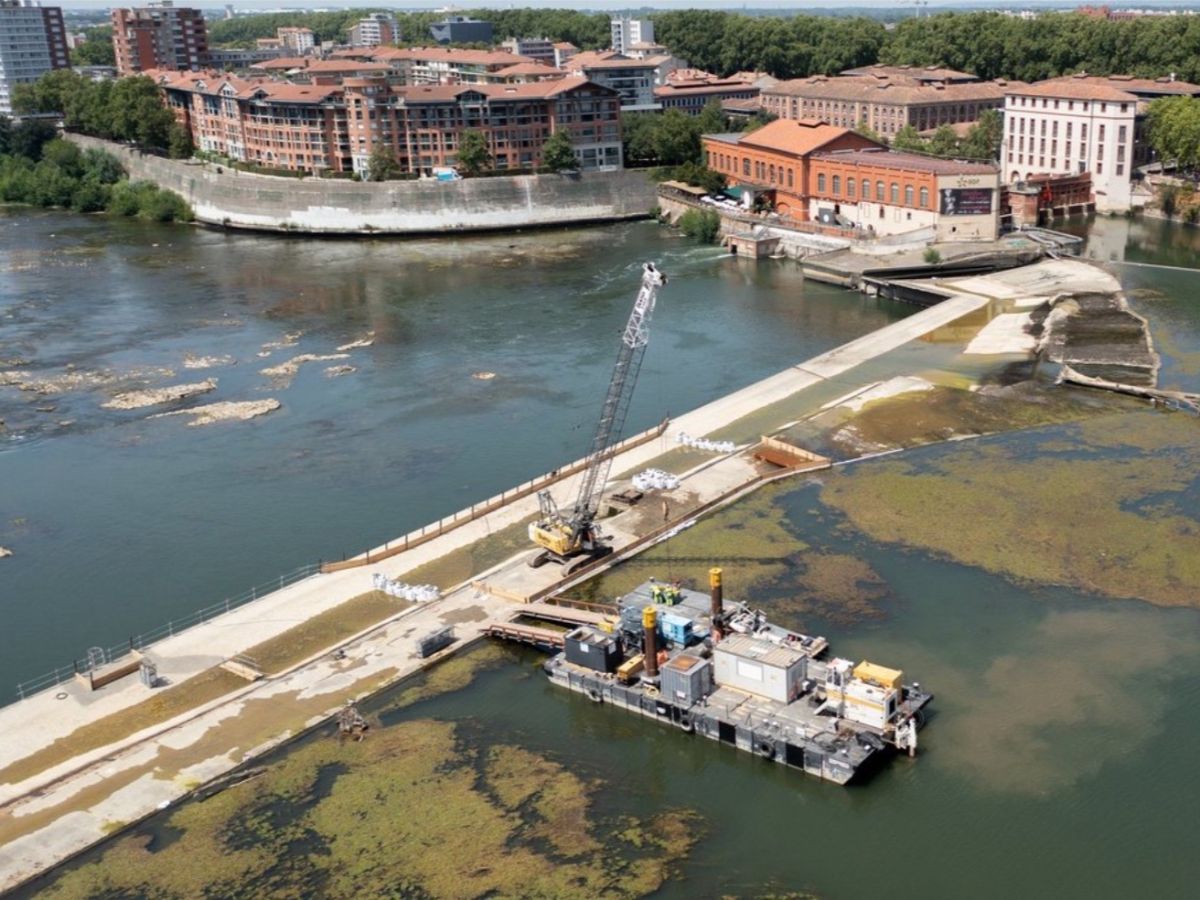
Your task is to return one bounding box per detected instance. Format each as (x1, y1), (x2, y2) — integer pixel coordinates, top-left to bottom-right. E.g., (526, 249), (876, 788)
(349, 13), (396, 48)
(326, 47), (539, 87)
(0, 0), (69, 114)
(155, 70), (623, 176)
(1003, 73), (1200, 211)
(111, 3), (207, 76)
(566, 51), (677, 112)
(500, 36), (554, 66)
(610, 16), (653, 55)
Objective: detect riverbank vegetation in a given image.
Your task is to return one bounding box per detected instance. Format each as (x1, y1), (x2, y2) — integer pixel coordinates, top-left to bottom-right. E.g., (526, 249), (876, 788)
(0, 118), (191, 221)
(12, 70), (191, 158)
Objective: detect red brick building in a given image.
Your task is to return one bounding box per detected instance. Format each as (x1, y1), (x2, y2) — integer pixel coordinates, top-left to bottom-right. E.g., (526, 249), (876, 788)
(112, 3), (208, 76)
(156, 70), (623, 176)
(702, 118), (879, 220)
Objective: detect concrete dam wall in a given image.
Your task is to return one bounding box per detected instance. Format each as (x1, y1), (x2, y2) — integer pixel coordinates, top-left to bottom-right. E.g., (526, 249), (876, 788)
(66, 135), (659, 235)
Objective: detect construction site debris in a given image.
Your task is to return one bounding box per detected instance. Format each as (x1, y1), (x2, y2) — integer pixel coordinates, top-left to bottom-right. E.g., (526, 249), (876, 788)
(675, 432), (736, 454)
(632, 469), (680, 492)
(372, 573), (440, 602)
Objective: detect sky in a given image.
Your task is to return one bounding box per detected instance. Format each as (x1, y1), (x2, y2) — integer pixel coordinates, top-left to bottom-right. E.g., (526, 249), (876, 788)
(53, 1), (1200, 14)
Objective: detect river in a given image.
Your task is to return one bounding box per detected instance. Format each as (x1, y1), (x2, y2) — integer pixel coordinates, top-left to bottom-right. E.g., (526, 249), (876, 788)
(0, 211), (906, 697)
(4, 211), (1200, 899)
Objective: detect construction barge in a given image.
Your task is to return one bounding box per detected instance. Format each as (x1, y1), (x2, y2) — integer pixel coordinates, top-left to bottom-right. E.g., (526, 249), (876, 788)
(536, 569), (932, 786)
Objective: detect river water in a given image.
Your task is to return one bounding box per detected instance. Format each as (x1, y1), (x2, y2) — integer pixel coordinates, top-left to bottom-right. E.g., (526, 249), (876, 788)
(0, 211), (906, 696)
(5, 211), (1200, 899)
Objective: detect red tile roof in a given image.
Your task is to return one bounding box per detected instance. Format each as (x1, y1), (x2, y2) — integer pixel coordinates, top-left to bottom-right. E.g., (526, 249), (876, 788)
(812, 147), (997, 176)
(736, 119), (867, 156)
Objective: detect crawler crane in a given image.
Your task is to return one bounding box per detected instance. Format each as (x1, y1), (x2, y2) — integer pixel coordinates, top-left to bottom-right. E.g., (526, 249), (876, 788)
(528, 262), (667, 574)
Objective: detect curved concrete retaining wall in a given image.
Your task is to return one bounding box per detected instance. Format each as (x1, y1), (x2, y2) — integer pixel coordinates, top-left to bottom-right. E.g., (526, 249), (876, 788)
(66, 134), (659, 235)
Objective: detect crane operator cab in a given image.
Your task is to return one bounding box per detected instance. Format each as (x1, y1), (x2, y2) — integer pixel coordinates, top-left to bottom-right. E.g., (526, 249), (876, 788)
(528, 262), (667, 575)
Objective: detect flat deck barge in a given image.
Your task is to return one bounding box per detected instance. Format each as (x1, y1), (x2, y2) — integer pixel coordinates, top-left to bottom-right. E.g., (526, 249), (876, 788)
(538, 570), (932, 785)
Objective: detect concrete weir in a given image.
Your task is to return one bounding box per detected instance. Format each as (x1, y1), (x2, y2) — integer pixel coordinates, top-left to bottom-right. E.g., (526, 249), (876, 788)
(0, 260), (1113, 891)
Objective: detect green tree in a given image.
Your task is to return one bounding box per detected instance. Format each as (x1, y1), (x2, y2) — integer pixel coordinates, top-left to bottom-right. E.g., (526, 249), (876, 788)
(539, 130), (577, 173)
(891, 125), (927, 153)
(928, 125), (962, 159)
(853, 119), (887, 146)
(455, 130), (491, 176)
(7, 119), (56, 160)
(167, 123), (194, 160)
(677, 208), (721, 243)
(0, 115), (12, 156)
(961, 109), (1003, 160)
(1147, 95), (1200, 169)
(672, 160), (726, 194)
(70, 26), (115, 67)
(366, 145), (402, 181)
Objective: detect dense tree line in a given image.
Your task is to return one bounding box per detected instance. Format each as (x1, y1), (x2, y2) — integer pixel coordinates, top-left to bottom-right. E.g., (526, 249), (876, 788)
(0, 120), (190, 221)
(206, 8), (1200, 83)
(881, 11), (1200, 83)
(70, 26), (115, 67)
(12, 70), (192, 158)
(653, 11), (886, 79)
(207, 8), (610, 50)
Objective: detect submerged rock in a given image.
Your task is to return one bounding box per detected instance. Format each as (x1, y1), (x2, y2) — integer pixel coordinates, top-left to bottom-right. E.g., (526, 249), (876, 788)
(151, 399), (280, 427)
(261, 354), (349, 385)
(102, 379), (217, 410)
(0, 547), (12, 559)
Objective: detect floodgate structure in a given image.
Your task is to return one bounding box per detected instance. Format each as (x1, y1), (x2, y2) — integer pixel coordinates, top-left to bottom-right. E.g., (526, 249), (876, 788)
(534, 570), (931, 785)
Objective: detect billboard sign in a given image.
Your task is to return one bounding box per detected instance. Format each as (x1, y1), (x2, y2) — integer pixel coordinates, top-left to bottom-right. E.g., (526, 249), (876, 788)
(940, 187), (992, 216)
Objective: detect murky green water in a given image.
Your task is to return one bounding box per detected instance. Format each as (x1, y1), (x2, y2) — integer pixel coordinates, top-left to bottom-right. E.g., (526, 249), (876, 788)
(7, 212), (1200, 899)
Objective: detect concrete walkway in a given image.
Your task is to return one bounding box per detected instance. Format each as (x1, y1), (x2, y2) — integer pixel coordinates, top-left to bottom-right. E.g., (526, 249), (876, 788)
(0, 266), (1051, 891)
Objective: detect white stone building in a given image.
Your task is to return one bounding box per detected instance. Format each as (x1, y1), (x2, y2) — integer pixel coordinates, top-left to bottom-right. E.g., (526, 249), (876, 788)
(610, 16), (653, 55)
(1003, 74), (1200, 212)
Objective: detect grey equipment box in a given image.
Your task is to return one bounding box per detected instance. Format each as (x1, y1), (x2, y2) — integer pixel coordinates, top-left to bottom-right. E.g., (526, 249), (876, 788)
(660, 652), (713, 706)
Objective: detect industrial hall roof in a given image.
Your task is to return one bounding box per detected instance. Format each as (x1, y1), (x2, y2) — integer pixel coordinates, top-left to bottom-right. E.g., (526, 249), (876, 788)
(1009, 73), (1200, 101)
(765, 75), (1023, 104)
(811, 147), (998, 176)
(714, 118), (875, 157)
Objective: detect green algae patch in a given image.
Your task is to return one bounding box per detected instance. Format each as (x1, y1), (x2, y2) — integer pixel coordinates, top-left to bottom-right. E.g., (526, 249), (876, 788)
(823, 383), (1114, 458)
(37, 719), (701, 900)
(580, 487), (805, 603)
(821, 411), (1200, 608)
(243, 589), (409, 675)
(399, 513), (538, 589)
(776, 552), (888, 627)
(384, 642), (510, 712)
(0, 666), (247, 789)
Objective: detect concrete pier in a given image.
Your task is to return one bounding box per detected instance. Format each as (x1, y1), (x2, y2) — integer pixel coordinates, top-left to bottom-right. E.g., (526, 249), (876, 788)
(0, 258), (1111, 891)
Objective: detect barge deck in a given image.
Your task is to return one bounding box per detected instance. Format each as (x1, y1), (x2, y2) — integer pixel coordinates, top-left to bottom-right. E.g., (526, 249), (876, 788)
(521, 570), (932, 785)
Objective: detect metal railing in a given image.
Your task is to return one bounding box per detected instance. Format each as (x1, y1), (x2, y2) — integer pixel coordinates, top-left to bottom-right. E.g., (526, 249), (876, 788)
(13, 563), (321, 701)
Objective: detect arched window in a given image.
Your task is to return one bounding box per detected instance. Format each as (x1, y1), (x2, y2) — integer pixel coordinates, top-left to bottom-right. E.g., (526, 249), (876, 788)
(862, 179), (870, 199)
(905, 185), (914, 206)
(890, 182), (899, 204)
(876, 181), (885, 202)
(847, 178), (856, 199)
(817, 173), (826, 192)
(769, 164), (776, 182)
(832, 175), (841, 196)
(920, 186), (930, 208)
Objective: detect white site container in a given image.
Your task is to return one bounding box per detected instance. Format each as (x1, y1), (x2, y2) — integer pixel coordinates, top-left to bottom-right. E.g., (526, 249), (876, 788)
(713, 633), (808, 704)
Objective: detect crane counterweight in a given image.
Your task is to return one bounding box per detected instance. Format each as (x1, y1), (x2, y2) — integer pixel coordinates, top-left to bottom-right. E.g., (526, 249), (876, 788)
(528, 262), (667, 573)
